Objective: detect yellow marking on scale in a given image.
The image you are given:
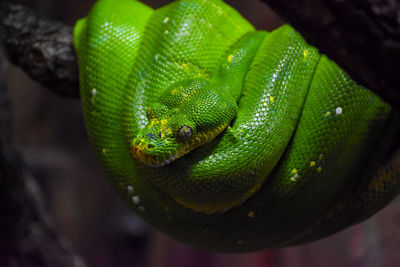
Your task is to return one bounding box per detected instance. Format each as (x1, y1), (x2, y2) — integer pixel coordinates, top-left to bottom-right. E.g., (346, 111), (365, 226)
(228, 54), (233, 63)
(182, 63), (189, 70)
(149, 119), (158, 129)
(269, 96), (274, 102)
(310, 161), (316, 167)
(161, 128), (173, 138)
(325, 111), (331, 117)
(302, 49), (308, 58)
(137, 138), (145, 149)
(290, 171), (299, 182)
(317, 166), (323, 173)
(248, 211), (255, 218)
(161, 119), (168, 126)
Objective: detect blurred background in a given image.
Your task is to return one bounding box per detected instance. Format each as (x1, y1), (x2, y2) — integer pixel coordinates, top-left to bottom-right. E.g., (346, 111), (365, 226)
(3, 0), (400, 266)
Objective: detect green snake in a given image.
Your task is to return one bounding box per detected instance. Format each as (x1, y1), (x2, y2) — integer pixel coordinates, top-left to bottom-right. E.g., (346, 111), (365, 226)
(73, 0), (400, 252)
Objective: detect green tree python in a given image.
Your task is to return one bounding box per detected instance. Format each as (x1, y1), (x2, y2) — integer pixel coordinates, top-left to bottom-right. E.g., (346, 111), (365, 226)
(73, 0), (400, 252)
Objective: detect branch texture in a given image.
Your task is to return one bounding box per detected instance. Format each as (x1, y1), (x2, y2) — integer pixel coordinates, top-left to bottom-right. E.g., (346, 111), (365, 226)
(0, 2), (79, 97)
(0, 47), (85, 266)
(262, 0), (400, 110)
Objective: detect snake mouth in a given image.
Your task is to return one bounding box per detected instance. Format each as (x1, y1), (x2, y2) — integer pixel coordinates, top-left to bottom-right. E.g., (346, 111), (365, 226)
(131, 141), (194, 167)
(131, 146), (155, 166)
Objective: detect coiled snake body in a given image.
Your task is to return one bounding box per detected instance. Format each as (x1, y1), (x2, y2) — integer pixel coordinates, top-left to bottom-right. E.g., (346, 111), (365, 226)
(74, 0), (400, 252)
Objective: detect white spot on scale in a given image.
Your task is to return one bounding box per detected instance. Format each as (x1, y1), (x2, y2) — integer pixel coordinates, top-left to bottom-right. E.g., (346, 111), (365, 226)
(290, 173), (299, 182)
(335, 107), (343, 115)
(90, 88), (97, 104)
(132, 196), (140, 205)
(163, 17), (169, 23)
(91, 88), (97, 96)
(127, 186), (133, 193)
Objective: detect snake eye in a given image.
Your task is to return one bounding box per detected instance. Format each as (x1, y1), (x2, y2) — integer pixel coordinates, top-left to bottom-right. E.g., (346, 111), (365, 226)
(178, 125), (193, 140)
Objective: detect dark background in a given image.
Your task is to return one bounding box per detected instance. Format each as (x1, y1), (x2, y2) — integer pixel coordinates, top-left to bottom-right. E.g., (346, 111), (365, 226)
(3, 0), (400, 266)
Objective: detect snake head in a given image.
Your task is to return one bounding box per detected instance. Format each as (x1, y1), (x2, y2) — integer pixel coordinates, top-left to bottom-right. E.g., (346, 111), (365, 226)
(131, 79), (237, 167)
(131, 113), (197, 167)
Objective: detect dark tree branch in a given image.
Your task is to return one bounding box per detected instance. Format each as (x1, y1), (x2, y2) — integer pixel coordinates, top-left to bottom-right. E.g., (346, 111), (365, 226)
(261, 0), (400, 110)
(0, 45), (85, 265)
(0, 2), (79, 98)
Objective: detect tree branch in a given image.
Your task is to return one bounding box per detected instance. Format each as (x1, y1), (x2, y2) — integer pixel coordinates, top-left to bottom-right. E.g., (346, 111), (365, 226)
(0, 2), (79, 97)
(0, 44), (85, 266)
(261, 0), (400, 110)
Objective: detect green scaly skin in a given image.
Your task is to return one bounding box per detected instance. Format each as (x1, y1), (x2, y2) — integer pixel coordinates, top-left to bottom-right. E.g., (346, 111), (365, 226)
(74, 0), (400, 252)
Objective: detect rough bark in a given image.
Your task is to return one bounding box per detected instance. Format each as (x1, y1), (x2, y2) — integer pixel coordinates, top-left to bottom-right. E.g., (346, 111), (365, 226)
(0, 46), (85, 266)
(0, 2), (79, 97)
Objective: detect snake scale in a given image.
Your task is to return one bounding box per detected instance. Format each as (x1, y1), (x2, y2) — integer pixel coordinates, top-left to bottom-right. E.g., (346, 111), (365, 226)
(73, 0), (400, 252)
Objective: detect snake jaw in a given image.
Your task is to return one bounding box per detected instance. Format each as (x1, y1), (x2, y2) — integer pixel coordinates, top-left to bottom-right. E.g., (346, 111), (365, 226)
(131, 145), (155, 166)
(131, 123), (229, 167)
(131, 139), (192, 167)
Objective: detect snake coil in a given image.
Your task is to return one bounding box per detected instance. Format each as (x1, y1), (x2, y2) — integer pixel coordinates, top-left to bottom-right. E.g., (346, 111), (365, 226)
(74, 0), (400, 252)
